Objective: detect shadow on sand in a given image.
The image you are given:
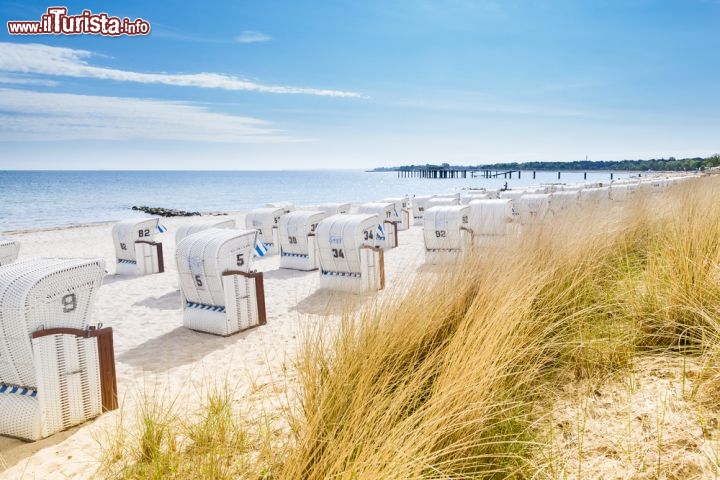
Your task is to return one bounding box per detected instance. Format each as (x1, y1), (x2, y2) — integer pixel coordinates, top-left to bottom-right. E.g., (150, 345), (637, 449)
(133, 290), (181, 311)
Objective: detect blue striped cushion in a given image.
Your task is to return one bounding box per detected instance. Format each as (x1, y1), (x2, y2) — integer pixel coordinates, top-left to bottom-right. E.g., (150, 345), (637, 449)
(0, 384), (38, 397)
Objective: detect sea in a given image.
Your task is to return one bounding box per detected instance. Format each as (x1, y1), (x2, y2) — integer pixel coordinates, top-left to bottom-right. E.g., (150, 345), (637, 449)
(0, 170), (639, 232)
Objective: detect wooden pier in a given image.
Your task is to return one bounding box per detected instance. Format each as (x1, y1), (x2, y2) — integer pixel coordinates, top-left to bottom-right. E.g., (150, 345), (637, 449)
(397, 166), (522, 179)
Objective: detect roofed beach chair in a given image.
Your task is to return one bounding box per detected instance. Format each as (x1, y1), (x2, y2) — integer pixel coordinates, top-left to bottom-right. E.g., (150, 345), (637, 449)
(549, 190), (581, 215)
(175, 218), (236, 245)
(382, 196), (411, 231)
(112, 218), (165, 275)
(245, 207), (284, 256)
(279, 211), (327, 271)
(412, 195), (435, 226)
(357, 202), (399, 249)
(579, 186), (610, 206)
(423, 205), (472, 264)
(0, 238), (20, 266)
(266, 202), (295, 214)
(468, 199), (517, 247)
(516, 193), (551, 225)
(0, 258), (117, 441)
(176, 228), (266, 336)
(316, 214), (385, 293)
(316, 203), (351, 215)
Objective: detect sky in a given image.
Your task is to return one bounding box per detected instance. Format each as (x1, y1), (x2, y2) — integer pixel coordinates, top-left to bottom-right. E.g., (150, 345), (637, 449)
(0, 0), (718, 170)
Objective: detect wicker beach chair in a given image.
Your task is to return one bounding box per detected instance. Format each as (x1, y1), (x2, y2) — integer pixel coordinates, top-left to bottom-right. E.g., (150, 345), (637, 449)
(316, 214), (384, 293)
(316, 203), (351, 215)
(112, 218), (164, 275)
(423, 205), (472, 264)
(266, 202), (295, 214)
(0, 238), (20, 266)
(357, 202), (399, 249)
(278, 211), (327, 271)
(381, 196), (411, 231)
(0, 258), (116, 441)
(411, 195), (435, 226)
(468, 199), (517, 247)
(516, 193), (551, 225)
(176, 228), (266, 336)
(175, 218), (236, 245)
(245, 207), (284, 256)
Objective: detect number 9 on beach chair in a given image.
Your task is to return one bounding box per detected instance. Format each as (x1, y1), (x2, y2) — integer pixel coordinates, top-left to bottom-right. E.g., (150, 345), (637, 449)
(0, 258), (117, 441)
(0, 238), (20, 266)
(279, 211), (327, 271)
(316, 214), (385, 293)
(112, 218), (165, 275)
(423, 205), (472, 264)
(176, 228), (267, 336)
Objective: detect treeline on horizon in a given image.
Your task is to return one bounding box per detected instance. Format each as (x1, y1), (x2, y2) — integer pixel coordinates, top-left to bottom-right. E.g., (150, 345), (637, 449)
(378, 154), (720, 172)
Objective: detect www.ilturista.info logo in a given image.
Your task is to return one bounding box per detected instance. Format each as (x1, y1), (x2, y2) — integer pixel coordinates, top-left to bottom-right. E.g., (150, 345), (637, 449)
(7, 7), (150, 36)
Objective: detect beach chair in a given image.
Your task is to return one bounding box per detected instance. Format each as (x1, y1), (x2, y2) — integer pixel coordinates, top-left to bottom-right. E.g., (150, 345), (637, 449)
(460, 192), (489, 205)
(0, 258), (116, 441)
(516, 194), (551, 225)
(549, 190), (581, 215)
(579, 187), (610, 205)
(316, 214), (384, 293)
(382, 197), (411, 231)
(316, 203), (351, 215)
(176, 228), (266, 336)
(0, 238), (20, 266)
(423, 206), (472, 264)
(175, 218), (236, 245)
(357, 202), (399, 249)
(266, 202), (295, 214)
(245, 207), (284, 255)
(411, 195), (435, 226)
(112, 218), (164, 275)
(279, 211), (327, 271)
(468, 199), (517, 247)
(608, 184), (636, 202)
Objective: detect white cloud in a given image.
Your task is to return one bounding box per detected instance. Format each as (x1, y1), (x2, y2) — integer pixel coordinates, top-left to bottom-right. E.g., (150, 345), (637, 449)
(235, 30), (271, 43)
(0, 42), (361, 97)
(0, 73), (58, 86)
(0, 88), (308, 142)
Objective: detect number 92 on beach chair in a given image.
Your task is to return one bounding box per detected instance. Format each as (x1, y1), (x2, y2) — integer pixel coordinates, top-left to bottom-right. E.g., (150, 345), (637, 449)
(0, 258), (117, 441)
(176, 228), (267, 336)
(112, 218), (165, 275)
(423, 205), (472, 264)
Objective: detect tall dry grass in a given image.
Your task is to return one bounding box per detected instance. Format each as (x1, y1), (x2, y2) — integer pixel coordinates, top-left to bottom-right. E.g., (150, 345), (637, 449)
(102, 174), (720, 479)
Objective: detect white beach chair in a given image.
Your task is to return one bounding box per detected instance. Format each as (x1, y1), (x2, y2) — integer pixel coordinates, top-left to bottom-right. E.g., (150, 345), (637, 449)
(316, 203), (351, 215)
(516, 194), (551, 225)
(279, 211), (327, 271)
(381, 196), (411, 231)
(0, 258), (116, 441)
(549, 190), (581, 214)
(266, 202), (295, 214)
(468, 199), (517, 247)
(423, 205), (472, 264)
(175, 218), (236, 245)
(0, 238), (20, 266)
(176, 228), (266, 336)
(316, 214), (384, 293)
(608, 184), (637, 202)
(245, 207), (284, 255)
(358, 202), (399, 249)
(411, 195), (435, 226)
(112, 218), (164, 275)
(579, 187), (610, 206)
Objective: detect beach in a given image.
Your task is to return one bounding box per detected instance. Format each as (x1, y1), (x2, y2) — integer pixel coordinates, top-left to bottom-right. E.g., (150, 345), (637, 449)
(0, 212), (425, 479)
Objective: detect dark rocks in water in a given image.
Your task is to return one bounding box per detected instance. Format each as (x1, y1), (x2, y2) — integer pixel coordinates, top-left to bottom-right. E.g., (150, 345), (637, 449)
(130, 206), (205, 217)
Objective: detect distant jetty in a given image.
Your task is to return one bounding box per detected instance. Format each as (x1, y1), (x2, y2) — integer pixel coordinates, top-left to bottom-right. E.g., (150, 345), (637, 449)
(130, 206), (227, 217)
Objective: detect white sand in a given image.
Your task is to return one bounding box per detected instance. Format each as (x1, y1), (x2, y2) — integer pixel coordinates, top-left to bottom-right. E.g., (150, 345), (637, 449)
(0, 214), (426, 479)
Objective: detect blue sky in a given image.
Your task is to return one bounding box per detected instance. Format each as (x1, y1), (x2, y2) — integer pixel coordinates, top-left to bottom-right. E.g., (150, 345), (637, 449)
(0, 0), (718, 169)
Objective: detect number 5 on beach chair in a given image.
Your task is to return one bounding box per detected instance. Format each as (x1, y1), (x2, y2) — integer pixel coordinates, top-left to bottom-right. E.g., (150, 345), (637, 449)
(0, 258), (117, 441)
(176, 228), (267, 336)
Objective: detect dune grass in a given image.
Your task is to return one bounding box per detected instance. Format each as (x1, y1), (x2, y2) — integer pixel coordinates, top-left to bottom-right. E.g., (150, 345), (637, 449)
(102, 174), (720, 479)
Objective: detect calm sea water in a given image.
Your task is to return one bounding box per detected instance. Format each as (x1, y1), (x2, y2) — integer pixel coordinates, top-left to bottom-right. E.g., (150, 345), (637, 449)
(0, 170), (637, 231)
